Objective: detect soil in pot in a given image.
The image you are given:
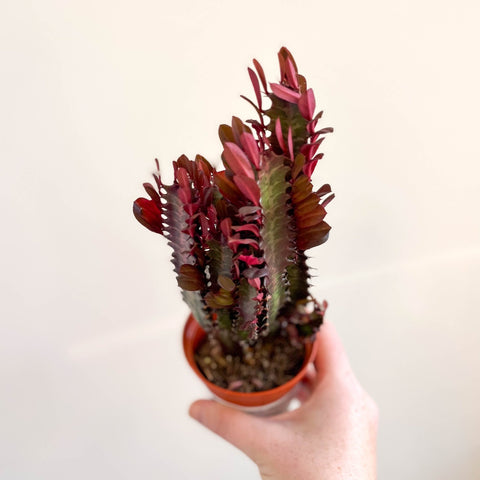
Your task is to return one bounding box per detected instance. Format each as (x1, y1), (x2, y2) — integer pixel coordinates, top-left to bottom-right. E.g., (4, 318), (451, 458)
(194, 334), (305, 393)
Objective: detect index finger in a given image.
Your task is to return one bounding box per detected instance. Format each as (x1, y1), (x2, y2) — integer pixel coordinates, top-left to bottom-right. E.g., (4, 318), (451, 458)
(313, 321), (353, 381)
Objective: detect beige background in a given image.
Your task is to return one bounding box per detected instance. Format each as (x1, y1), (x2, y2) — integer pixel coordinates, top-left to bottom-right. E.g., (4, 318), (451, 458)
(1, 0), (479, 478)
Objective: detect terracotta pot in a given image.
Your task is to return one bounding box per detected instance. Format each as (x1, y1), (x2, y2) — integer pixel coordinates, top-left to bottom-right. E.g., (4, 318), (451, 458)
(183, 313), (319, 411)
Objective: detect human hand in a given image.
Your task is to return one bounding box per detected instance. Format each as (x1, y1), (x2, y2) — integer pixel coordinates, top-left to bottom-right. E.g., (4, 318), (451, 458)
(189, 322), (378, 480)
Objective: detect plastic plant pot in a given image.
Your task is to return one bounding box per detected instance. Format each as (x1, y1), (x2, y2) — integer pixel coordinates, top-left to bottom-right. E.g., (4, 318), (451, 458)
(183, 313), (319, 415)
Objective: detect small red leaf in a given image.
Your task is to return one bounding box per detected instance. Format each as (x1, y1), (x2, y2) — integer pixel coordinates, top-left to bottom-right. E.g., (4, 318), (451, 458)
(296, 74), (307, 94)
(240, 132), (260, 169)
(321, 193), (335, 208)
(253, 58), (268, 92)
(300, 138), (324, 161)
(233, 174), (260, 205)
(292, 154), (306, 180)
(232, 224), (260, 237)
(183, 202), (198, 216)
(231, 116), (251, 146)
(177, 187), (191, 205)
(195, 155), (214, 177)
(275, 118), (286, 152)
(214, 171), (244, 205)
(297, 212), (326, 229)
(153, 170), (162, 191)
(297, 221), (331, 250)
(133, 198), (163, 234)
(223, 142), (255, 179)
(277, 49), (286, 80)
(220, 218), (232, 238)
(316, 184), (332, 197)
(287, 126), (294, 161)
(284, 56), (299, 90)
(238, 255), (263, 266)
(143, 183), (160, 204)
(176, 167), (190, 189)
(296, 195), (325, 217)
(314, 127), (334, 135)
(174, 155), (193, 180)
(228, 237), (259, 250)
(238, 205), (261, 218)
(278, 46), (298, 71)
(240, 95), (263, 119)
(248, 67), (262, 109)
(218, 124), (235, 145)
(298, 88), (316, 120)
(303, 160), (318, 179)
(311, 110), (324, 122)
(269, 83), (301, 103)
(292, 175), (312, 202)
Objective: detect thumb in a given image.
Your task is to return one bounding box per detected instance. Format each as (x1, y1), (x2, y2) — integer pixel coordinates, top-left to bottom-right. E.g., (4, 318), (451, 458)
(314, 321), (352, 381)
(189, 399), (265, 461)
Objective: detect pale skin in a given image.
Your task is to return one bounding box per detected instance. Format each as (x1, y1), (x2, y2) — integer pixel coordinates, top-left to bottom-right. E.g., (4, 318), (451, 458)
(189, 321), (378, 480)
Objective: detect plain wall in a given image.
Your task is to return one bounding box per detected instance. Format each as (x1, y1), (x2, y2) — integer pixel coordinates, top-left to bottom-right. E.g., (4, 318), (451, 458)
(1, 1), (479, 478)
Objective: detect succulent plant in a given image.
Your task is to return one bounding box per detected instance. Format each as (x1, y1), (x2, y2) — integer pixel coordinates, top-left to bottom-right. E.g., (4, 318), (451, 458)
(133, 47), (334, 346)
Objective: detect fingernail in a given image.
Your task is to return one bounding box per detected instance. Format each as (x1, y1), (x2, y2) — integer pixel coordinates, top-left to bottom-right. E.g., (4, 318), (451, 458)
(189, 403), (203, 423)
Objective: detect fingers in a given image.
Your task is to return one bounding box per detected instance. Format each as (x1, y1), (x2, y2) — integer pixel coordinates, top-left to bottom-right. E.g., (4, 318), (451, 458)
(294, 382), (312, 403)
(189, 399), (265, 461)
(294, 366), (316, 403)
(313, 321), (352, 381)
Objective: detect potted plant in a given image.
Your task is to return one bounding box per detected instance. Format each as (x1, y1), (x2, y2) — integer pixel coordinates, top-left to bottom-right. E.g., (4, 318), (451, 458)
(133, 47), (334, 413)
